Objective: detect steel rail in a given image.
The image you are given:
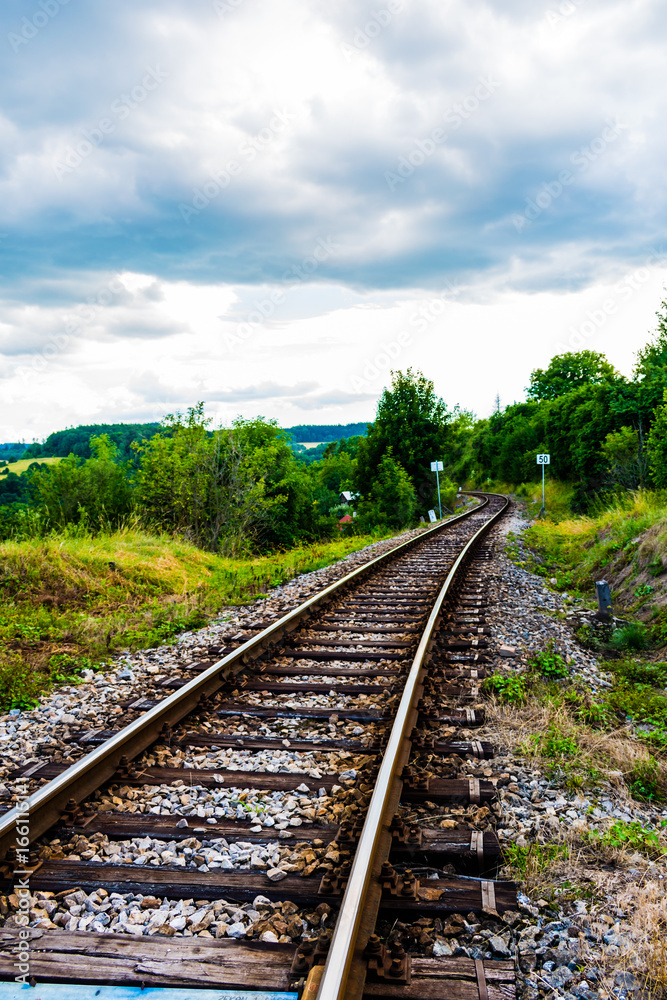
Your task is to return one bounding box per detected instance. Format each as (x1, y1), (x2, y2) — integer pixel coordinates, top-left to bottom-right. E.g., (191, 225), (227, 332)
(316, 491), (509, 1000)
(0, 495), (491, 858)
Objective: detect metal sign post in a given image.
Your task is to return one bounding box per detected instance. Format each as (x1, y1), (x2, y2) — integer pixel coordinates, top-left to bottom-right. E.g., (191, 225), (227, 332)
(430, 460), (444, 519)
(536, 453), (550, 515)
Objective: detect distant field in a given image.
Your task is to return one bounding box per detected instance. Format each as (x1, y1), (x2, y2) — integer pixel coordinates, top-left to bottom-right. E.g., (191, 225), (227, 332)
(298, 441), (326, 449)
(0, 457), (62, 478)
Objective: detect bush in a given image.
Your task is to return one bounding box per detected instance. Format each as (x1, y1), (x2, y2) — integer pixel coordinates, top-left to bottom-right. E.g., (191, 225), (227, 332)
(0, 651), (46, 710)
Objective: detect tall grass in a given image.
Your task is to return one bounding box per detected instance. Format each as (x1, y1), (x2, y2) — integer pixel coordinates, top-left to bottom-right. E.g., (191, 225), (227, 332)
(0, 526), (397, 710)
(525, 489), (667, 596)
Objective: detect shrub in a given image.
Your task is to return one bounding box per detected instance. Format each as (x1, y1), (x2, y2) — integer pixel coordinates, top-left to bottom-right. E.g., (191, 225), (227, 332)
(482, 673), (527, 705)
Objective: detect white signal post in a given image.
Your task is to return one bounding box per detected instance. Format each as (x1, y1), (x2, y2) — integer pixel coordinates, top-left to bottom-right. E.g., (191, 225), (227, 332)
(536, 453), (550, 515)
(430, 460), (444, 519)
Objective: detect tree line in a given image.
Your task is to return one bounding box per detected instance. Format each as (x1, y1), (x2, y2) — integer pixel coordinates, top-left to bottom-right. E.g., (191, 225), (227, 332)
(453, 297), (667, 507)
(4, 293), (667, 549)
(0, 382), (453, 552)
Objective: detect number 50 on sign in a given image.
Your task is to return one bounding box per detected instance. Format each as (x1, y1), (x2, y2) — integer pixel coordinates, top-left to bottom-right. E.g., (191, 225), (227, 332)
(536, 454), (550, 465)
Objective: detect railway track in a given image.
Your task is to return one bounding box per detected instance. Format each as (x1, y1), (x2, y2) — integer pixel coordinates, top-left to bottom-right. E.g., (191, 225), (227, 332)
(0, 491), (513, 999)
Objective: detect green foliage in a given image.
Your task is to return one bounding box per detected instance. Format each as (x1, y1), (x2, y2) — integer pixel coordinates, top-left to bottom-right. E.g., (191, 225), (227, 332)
(310, 438), (358, 518)
(587, 820), (666, 857)
(356, 369), (449, 511)
(528, 643), (569, 679)
(30, 435), (134, 532)
(628, 757), (665, 802)
(527, 351), (619, 401)
(0, 527), (393, 711)
(607, 658), (667, 687)
(503, 842), (569, 878)
(285, 423), (369, 443)
(542, 727), (579, 759)
(600, 426), (647, 490)
(609, 622), (649, 651)
(0, 470), (35, 506)
(647, 389), (667, 488)
(24, 421), (161, 460)
(355, 450), (417, 531)
(0, 650), (45, 709)
(134, 407), (315, 554)
(482, 672), (527, 705)
(563, 689), (612, 727)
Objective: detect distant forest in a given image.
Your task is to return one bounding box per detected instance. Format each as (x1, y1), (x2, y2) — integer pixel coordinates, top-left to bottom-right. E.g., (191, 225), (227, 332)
(284, 423), (369, 442)
(7, 421), (370, 462)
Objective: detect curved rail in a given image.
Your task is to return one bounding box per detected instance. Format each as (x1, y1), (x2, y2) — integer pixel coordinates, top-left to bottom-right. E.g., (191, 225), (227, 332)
(0, 495), (491, 858)
(316, 491), (509, 1000)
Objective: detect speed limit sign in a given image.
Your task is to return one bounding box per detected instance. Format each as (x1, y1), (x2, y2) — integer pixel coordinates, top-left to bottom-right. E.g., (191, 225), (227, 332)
(536, 454), (550, 465)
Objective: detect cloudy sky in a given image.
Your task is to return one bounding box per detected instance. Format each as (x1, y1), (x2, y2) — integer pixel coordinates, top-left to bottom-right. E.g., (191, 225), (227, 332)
(2, 0), (666, 441)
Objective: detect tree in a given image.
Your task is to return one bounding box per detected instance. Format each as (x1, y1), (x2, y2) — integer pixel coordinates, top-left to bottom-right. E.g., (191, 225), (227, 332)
(30, 435), (134, 530)
(646, 390), (667, 488)
(635, 298), (667, 376)
(527, 351), (618, 401)
(356, 369), (449, 509)
(600, 426), (647, 490)
(133, 408), (319, 553)
(355, 450), (416, 530)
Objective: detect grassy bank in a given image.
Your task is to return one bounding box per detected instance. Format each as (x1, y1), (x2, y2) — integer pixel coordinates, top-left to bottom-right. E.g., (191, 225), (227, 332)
(0, 527), (397, 710)
(524, 490), (667, 608)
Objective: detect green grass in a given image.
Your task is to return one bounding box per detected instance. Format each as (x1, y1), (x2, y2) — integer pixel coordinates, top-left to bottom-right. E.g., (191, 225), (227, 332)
(0, 457), (62, 479)
(503, 842), (569, 879)
(524, 489), (667, 601)
(513, 479), (576, 521)
(0, 526), (400, 711)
